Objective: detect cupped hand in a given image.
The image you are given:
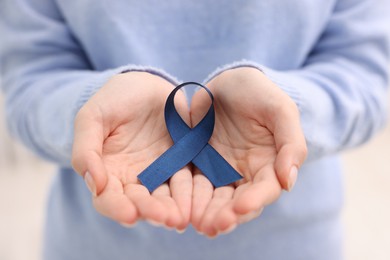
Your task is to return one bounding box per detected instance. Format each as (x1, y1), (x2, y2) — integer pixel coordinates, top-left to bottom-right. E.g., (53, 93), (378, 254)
(190, 67), (307, 237)
(72, 72), (192, 230)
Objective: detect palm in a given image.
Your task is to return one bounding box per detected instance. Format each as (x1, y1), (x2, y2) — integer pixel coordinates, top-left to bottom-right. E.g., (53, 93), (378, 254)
(211, 99), (278, 183)
(102, 117), (172, 186)
(100, 108), (187, 227)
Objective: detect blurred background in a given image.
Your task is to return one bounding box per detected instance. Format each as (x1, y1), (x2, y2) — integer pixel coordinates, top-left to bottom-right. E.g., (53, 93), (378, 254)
(0, 91), (390, 260)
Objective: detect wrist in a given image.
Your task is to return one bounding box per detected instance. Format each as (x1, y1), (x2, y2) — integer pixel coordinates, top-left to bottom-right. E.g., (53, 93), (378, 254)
(203, 60), (264, 85)
(120, 66), (180, 86)
(113, 71), (174, 87)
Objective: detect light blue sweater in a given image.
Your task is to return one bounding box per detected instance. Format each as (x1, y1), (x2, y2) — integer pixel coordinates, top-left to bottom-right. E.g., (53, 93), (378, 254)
(1, 0), (389, 259)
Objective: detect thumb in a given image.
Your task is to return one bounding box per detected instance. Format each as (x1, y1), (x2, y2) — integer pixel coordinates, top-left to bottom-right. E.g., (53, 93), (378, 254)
(71, 106), (108, 196)
(271, 105), (307, 191)
(190, 86), (213, 127)
(274, 144), (306, 191)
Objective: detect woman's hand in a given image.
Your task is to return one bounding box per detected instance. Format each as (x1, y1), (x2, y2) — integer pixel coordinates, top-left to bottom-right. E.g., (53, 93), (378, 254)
(190, 67), (307, 237)
(72, 72), (192, 231)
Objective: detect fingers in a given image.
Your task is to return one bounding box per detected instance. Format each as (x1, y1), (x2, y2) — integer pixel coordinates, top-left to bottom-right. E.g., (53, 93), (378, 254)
(119, 167), (191, 230)
(92, 175), (138, 226)
(197, 185), (235, 237)
(237, 207), (263, 224)
(123, 167), (192, 230)
(193, 183), (262, 238)
(93, 175), (183, 228)
(123, 183), (168, 226)
(214, 204), (263, 234)
(151, 183), (183, 229)
(169, 166), (193, 230)
(72, 105), (108, 195)
(191, 168), (239, 237)
(191, 170), (214, 231)
(201, 186), (239, 237)
(94, 175), (190, 230)
(233, 166), (282, 215)
(191, 180), (272, 237)
(210, 183), (249, 232)
(203, 174), (275, 237)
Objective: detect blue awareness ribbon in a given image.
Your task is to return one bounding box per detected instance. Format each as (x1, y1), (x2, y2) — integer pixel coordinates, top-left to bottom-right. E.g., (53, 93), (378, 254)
(137, 82), (243, 193)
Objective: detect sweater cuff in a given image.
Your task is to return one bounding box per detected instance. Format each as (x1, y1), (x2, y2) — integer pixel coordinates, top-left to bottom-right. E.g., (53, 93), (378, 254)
(76, 65), (181, 113)
(203, 60), (302, 111)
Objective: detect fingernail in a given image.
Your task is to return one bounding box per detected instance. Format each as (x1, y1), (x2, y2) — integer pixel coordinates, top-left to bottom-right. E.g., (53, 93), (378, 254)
(163, 225), (174, 231)
(206, 233), (217, 239)
(84, 171), (97, 196)
(148, 220), (163, 227)
(120, 222), (137, 228)
(287, 166), (298, 192)
(221, 224), (237, 234)
(176, 229), (186, 234)
(195, 230), (204, 235)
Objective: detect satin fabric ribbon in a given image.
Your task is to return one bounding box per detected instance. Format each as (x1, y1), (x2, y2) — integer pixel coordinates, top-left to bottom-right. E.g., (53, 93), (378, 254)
(138, 82), (242, 192)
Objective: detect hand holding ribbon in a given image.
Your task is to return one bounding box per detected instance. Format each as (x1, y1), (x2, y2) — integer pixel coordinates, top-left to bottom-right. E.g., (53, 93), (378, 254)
(190, 67), (307, 237)
(72, 72), (192, 231)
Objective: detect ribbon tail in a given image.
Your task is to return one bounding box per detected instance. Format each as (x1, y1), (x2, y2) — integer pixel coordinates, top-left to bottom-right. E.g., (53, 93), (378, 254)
(138, 130), (209, 193)
(192, 144), (243, 187)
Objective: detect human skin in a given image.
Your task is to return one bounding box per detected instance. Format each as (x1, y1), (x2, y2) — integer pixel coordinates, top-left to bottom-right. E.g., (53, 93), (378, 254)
(190, 67), (307, 237)
(72, 72), (192, 231)
(72, 68), (307, 236)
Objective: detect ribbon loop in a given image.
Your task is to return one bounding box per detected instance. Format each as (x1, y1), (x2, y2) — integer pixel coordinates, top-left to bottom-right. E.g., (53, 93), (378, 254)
(137, 82), (242, 192)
